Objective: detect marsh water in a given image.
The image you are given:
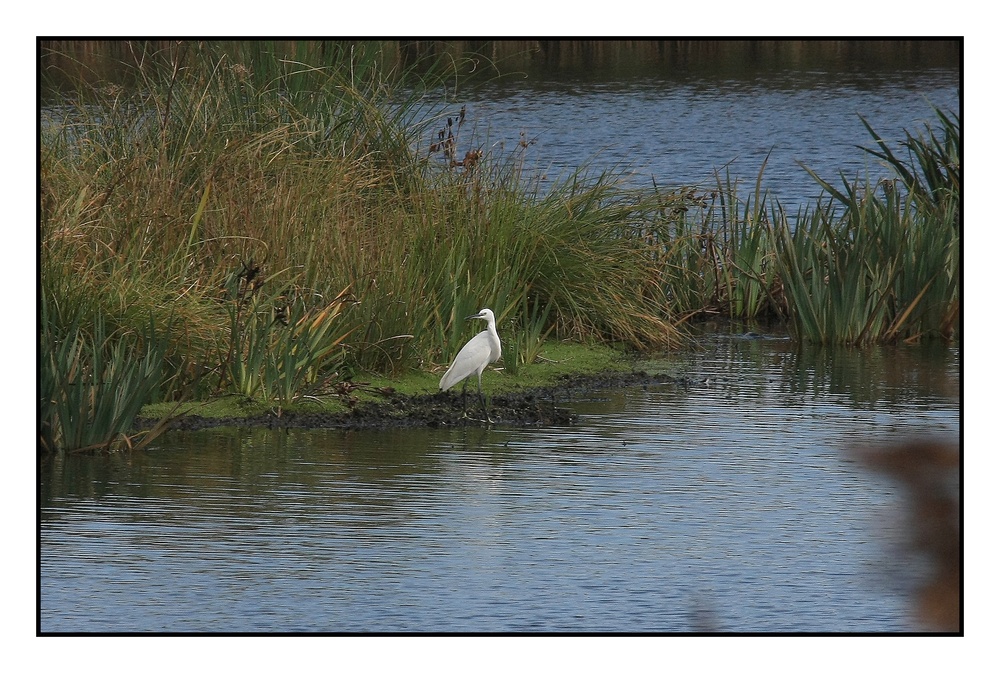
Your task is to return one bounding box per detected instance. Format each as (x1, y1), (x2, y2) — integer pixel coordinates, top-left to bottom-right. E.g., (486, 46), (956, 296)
(448, 62), (958, 207)
(39, 48), (961, 632)
(40, 331), (959, 632)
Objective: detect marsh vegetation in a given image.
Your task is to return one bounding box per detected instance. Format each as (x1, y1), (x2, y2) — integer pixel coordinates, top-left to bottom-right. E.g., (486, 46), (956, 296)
(39, 41), (960, 451)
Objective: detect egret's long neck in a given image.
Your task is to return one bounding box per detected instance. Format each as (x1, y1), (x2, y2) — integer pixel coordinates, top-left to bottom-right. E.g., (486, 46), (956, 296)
(486, 316), (501, 357)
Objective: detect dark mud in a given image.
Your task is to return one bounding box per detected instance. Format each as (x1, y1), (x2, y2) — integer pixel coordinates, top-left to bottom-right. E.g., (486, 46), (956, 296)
(143, 371), (689, 432)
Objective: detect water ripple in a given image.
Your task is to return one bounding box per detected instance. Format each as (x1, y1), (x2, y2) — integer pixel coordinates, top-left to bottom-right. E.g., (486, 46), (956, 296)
(41, 341), (956, 632)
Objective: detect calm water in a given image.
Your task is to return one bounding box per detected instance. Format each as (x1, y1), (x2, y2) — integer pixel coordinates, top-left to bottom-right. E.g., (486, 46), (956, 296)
(39, 333), (958, 632)
(39, 57), (960, 632)
(440, 68), (959, 207)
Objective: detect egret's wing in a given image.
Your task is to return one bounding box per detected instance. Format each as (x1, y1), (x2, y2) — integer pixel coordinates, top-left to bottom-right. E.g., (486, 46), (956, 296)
(440, 331), (491, 390)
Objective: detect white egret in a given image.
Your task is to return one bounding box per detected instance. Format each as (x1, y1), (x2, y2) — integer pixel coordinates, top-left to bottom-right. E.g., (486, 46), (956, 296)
(439, 308), (502, 422)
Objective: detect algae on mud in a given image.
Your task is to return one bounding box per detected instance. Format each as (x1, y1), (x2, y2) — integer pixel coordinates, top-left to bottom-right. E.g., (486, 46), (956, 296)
(136, 341), (689, 431)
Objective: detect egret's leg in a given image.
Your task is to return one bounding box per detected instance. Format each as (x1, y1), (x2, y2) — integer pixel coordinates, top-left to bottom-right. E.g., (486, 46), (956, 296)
(460, 379), (469, 419)
(477, 373), (493, 424)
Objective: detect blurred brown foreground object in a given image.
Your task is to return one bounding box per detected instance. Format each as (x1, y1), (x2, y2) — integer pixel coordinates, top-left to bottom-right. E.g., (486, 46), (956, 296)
(856, 441), (960, 632)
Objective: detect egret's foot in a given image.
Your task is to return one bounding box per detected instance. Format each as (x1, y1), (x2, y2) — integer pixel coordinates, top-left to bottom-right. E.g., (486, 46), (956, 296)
(457, 412), (493, 424)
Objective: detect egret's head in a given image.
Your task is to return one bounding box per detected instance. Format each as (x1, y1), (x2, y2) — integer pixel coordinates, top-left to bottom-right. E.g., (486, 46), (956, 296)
(466, 308), (494, 322)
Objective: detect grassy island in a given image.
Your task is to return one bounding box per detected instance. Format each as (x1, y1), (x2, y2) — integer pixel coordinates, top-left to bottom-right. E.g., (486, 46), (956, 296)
(39, 41), (960, 451)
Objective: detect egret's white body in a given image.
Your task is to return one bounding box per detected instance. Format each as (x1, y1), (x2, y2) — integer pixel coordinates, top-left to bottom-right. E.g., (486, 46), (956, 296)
(440, 308), (501, 421)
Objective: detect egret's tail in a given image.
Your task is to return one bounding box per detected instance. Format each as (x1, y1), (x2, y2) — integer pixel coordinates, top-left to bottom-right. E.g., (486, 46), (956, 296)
(439, 364), (459, 391)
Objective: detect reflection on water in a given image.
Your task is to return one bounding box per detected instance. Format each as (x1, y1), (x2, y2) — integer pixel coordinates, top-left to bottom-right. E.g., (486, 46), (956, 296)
(40, 336), (958, 632)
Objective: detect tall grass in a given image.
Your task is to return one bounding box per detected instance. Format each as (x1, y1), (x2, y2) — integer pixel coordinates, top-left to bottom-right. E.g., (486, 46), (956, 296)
(40, 41), (686, 450)
(651, 169), (783, 323)
(39, 298), (173, 452)
(776, 109), (960, 344)
(40, 41), (959, 451)
(650, 107), (959, 345)
(218, 264), (355, 410)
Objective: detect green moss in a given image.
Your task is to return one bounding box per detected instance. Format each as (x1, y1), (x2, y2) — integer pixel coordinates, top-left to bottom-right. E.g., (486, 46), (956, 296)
(138, 340), (654, 421)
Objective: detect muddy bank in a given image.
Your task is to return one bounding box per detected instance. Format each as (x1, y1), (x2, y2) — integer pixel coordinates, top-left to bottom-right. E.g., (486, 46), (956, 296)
(143, 371), (688, 432)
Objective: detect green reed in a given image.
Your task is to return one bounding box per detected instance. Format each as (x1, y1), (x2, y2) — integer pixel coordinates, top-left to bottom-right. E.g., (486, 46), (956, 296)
(219, 263), (355, 410)
(39, 301), (173, 452)
(652, 107), (959, 345)
(502, 292), (556, 376)
(857, 107), (960, 216)
(775, 108), (960, 344)
(714, 160), (783, 322)
(650, 170), (782, 324)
